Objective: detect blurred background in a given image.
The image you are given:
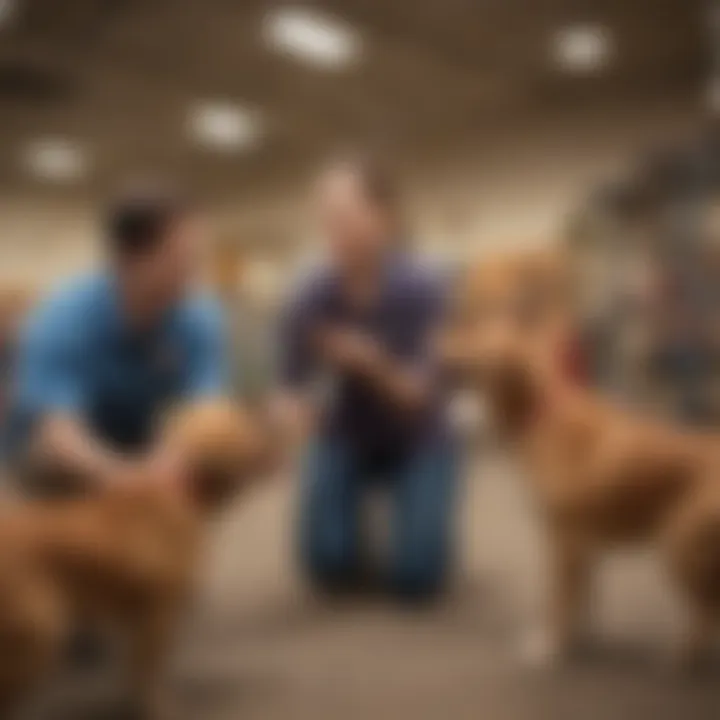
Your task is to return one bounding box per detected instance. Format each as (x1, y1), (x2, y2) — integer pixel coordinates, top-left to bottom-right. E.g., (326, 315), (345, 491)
(0, 1), (700, 271)
(2, 2), (720, 719)
(0, 0), (715, 418)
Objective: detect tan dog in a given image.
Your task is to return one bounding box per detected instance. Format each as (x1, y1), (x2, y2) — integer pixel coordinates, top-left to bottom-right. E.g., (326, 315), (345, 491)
(443, 250), (720, 667)
(0, 400), (273, 717)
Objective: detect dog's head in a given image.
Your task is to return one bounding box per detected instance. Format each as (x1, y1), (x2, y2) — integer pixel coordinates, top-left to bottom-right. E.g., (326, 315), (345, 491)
(442, 248), (569, 374)
(163, 400), (275, 512)
(440, 248), (570, 431)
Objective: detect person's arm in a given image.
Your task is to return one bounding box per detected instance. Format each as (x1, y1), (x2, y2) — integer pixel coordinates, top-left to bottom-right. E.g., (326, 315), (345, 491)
(34, 415), (133, 486)
(318, 271), (445, 412)
(16, 306), (131, 489)
(359, 351), (431, 409)
(316, 327), (429, 411)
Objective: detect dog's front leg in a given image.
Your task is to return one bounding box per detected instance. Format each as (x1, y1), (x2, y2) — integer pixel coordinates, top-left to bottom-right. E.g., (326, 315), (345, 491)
(522, 523), (593, 666)
(127, 601), (180, 720)
(551, 530), (593, 655)
(674, 602), (718, 673)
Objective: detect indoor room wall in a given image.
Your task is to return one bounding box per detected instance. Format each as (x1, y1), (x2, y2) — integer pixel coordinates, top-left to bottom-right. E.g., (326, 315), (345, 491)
(0, 95), (697, 289)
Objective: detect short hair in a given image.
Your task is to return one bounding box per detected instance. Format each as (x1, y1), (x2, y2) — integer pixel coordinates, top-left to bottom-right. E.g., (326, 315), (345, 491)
(105, 185), (193, 258)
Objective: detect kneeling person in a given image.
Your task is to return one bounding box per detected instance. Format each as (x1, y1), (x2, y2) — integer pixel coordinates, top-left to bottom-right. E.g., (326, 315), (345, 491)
(277, 156), (459, 603)
(6, 187), (226, 495)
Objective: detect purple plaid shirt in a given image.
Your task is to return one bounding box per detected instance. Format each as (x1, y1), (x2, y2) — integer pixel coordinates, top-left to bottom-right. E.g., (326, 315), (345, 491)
(279, 255), (448, 455)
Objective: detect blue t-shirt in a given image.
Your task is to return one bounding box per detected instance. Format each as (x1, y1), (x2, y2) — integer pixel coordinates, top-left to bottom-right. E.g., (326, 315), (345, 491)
(6, 274), (226, 454)
(279, 255), (448, 456)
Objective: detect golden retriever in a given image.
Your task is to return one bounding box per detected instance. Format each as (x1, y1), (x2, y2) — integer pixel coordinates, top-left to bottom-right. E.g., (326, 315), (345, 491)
(0, 400), (274, 717)
(442, 249), (720, 668)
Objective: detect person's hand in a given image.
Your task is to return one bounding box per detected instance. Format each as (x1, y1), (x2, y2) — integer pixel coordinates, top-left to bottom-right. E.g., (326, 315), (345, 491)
(143, 446), (190, 493)
(316, 326), (385, 375)
(102, 457), (147, 490)
(102, 448), (188, 494)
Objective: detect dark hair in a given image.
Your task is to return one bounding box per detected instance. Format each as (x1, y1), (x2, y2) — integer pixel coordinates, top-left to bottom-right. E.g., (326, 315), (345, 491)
(106, 185), (193, 258)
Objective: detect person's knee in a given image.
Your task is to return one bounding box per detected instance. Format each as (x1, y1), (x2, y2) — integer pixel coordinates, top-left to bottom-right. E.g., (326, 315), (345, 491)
(392, 549), (449, 603)
(301, 529), (357, 593)
(298, 438), (361, 594)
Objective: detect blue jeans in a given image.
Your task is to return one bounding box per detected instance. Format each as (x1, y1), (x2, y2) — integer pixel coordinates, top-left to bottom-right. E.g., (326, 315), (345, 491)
(298, 434), (459, 602)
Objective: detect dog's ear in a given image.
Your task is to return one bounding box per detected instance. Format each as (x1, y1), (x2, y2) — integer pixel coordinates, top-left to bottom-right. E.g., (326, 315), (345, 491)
(164, 400), (272, 509)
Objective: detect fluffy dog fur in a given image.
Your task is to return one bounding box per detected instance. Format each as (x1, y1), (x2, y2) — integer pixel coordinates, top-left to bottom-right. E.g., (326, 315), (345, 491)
(0, 400), (272, 717)
(443, 249), (720, 667)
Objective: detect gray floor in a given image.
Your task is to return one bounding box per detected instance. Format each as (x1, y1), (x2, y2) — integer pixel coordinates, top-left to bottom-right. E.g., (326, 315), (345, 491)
(32, 452), (720, 719)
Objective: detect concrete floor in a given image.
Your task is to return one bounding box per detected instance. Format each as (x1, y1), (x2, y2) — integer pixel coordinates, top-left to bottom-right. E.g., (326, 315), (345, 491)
(34, 452), (720, 719)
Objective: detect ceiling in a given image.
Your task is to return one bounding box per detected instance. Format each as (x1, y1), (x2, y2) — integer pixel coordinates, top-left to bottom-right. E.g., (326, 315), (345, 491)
(0, 0), (705, 202)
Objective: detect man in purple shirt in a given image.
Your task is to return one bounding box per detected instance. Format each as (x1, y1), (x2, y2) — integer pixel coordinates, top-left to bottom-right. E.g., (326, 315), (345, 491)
(276, 154), (459, 602)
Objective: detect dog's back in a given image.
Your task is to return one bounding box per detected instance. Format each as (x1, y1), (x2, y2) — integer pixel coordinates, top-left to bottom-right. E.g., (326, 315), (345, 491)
(524, 384), (712, 540)
(30, 487), (198, 612)
(0, 485), (199, 711)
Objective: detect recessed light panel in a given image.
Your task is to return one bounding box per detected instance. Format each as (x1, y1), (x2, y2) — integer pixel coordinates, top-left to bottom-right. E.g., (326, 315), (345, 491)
(263, 7), (361, 69)
(552, 24), (613, 74)
(22, 138), (89, 182)
(188, 102), (262, 152)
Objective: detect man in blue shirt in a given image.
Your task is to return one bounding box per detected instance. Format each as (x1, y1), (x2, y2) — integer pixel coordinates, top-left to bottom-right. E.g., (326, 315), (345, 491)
(6, 186), (226, 494)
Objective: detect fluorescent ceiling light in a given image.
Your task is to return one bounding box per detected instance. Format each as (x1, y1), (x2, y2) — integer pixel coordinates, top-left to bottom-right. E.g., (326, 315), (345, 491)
(552, 24), (613, 74)
(188, 101), (261, 152)
(263, 7), (361, 69)
(22, 138), (89, 182)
